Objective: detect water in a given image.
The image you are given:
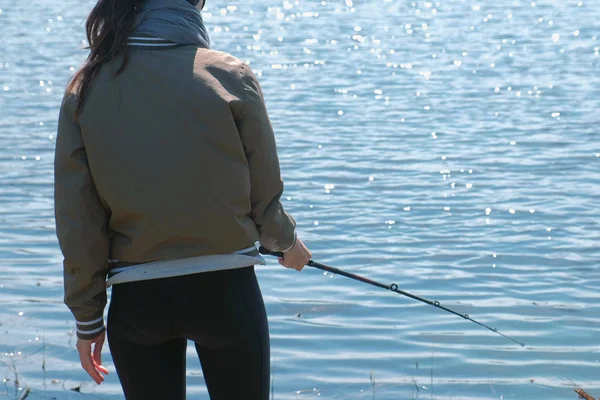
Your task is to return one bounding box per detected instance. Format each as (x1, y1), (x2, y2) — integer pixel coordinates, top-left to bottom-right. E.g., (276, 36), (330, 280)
(1, 0), (599, 398)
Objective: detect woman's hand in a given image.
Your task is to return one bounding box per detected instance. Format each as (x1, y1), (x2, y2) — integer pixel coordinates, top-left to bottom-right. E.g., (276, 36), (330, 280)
(76, 332), (109, 385)
(278, 238), (311, 271)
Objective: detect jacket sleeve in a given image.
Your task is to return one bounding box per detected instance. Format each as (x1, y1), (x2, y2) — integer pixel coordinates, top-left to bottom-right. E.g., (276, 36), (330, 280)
(236, 64), (297, 252)
(54, 93), (110, 340)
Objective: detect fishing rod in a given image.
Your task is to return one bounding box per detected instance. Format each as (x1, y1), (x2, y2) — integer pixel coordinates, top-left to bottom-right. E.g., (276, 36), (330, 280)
(259, 247), (524, 347)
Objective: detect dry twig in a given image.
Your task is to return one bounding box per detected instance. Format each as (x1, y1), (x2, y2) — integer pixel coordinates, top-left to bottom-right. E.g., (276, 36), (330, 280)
(575, 388), (597, 400)
(18, 388), (31, 400)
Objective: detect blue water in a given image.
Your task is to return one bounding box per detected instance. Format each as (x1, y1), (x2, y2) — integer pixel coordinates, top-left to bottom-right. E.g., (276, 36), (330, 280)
(1, 0), (599, 399)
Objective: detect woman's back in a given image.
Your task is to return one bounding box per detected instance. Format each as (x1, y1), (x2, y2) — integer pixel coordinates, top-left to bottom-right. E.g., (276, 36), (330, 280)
(80, 47), (257, 261)
(56, 45), (296, 264)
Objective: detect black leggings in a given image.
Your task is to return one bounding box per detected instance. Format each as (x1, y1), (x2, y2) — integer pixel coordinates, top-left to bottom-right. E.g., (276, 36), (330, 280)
(107, 266), (269, 400)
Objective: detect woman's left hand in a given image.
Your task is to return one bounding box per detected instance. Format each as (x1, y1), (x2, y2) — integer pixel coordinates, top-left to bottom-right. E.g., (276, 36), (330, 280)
(76, 332), (109, 385)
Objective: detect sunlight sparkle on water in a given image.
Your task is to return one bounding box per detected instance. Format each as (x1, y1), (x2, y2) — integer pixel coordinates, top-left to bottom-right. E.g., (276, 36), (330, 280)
(419, 71), (432, 79)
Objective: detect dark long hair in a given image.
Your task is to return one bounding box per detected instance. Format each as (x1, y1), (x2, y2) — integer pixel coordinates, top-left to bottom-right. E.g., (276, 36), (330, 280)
(67, 0), (143, 118)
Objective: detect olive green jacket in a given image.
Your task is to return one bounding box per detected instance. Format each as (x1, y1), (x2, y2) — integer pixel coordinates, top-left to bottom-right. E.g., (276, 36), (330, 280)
(54, 45), (296, 338)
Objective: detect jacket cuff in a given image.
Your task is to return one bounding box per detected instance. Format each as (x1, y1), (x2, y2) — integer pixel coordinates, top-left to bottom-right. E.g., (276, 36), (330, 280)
(281, 231), (297, 253)
(260, 228), (297, 254)
(75, 316), (105, 340)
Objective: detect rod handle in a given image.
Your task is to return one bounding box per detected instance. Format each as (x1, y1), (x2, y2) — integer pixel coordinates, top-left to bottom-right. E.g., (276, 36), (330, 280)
(259, 246), (284, 258)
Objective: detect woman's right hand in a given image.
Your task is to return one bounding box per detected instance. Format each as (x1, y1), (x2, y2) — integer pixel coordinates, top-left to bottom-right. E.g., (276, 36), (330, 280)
(278, 238), (311, 271)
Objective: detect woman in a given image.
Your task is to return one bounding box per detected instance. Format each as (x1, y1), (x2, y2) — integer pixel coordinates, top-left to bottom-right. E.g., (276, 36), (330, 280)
(54, 0), (311, 398)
